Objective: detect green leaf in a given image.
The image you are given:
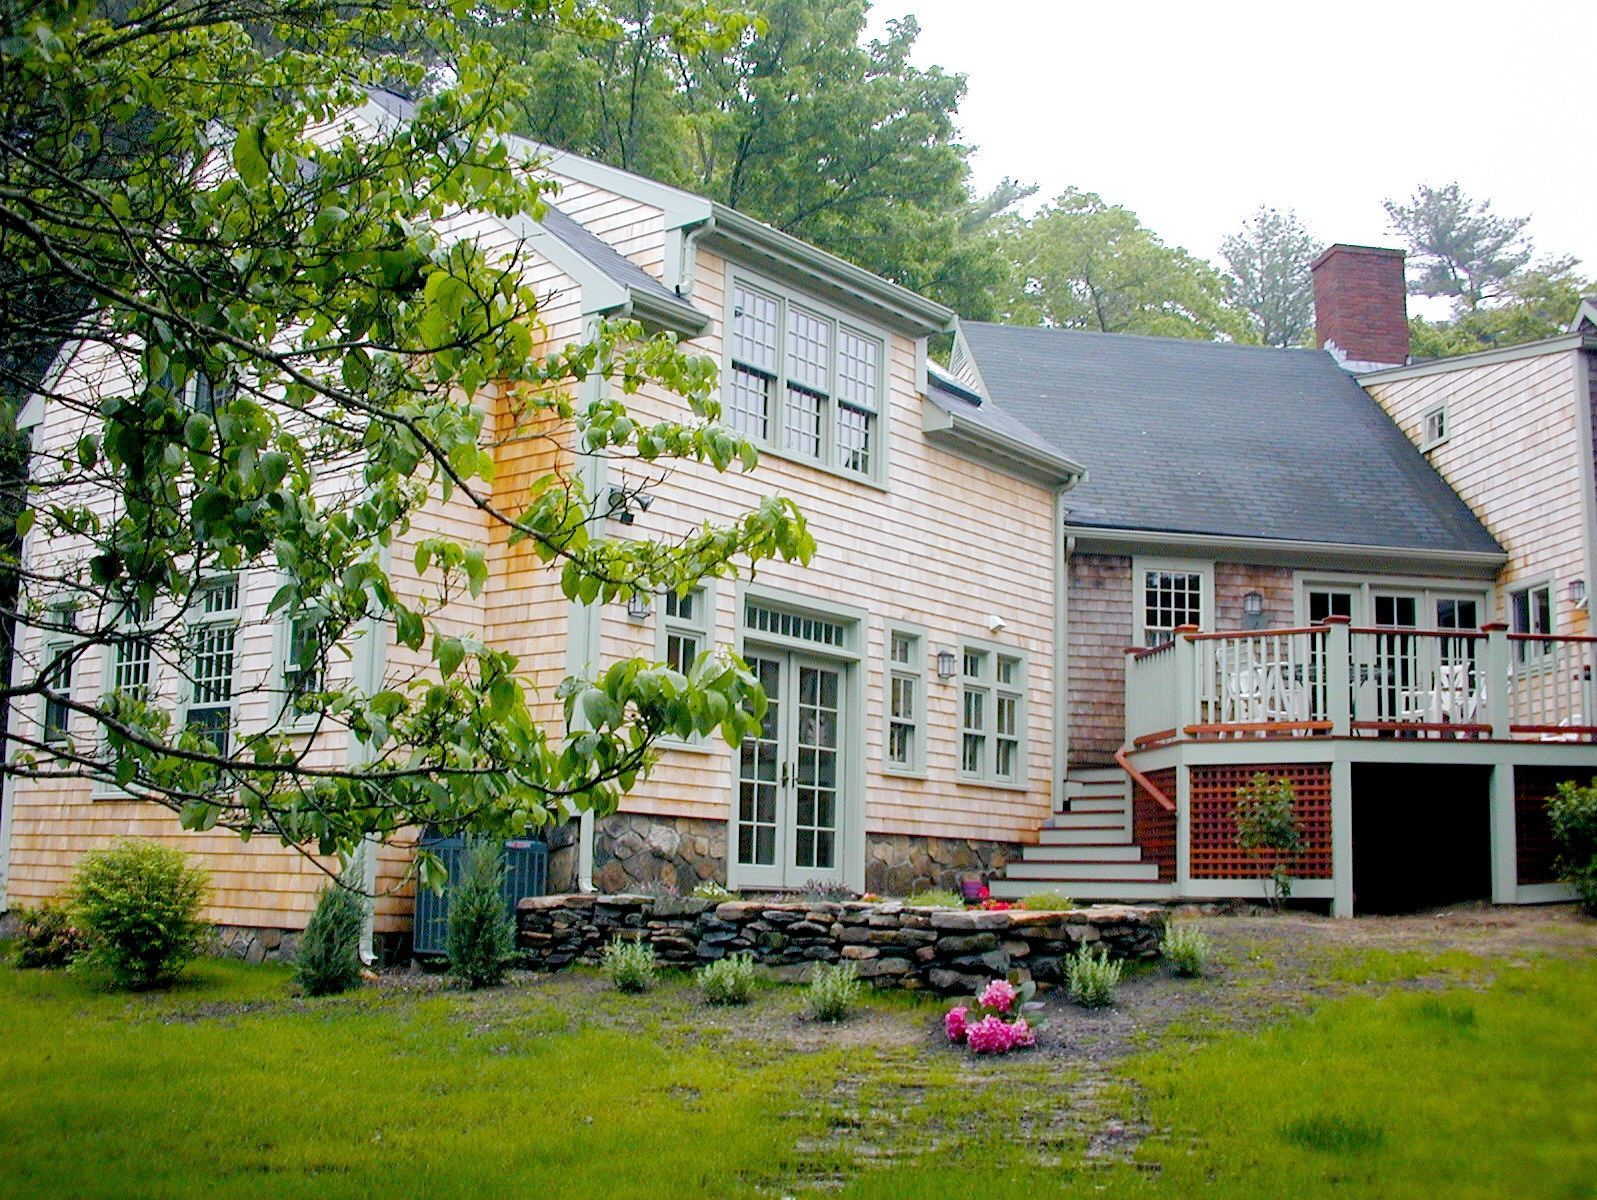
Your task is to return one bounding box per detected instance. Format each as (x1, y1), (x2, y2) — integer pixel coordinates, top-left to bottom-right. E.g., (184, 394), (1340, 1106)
(233, 123), (268, 189)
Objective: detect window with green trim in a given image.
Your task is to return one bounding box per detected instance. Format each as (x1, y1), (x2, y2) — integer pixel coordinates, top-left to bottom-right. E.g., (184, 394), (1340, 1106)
(885, 628), (923, 773)
(728, 279), (884, 479)
(662, 588), (709, 674)
(185, 576), (240, 755)
(960, 644), (1025, 784)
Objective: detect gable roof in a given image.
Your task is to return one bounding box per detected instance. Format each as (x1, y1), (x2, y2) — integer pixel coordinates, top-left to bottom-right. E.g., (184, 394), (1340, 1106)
(956, 322), (1503, 559)
(532, 204), (707, 335)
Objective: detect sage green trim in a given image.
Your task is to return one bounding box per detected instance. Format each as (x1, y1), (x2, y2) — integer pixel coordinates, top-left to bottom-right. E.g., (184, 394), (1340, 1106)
(954, 636), (1030, 789)
(1356, 332), (1595, 383)
(881, 620), (928, 779)
(653, 580), (718, 755)
(921, 397), (1087, 488)
(1068, 525), (1506, 576)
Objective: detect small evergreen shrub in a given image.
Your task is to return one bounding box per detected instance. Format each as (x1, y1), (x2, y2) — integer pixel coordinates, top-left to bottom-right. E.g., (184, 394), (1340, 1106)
(1233, 773), (1303, 908)
(446, 837), (518, 989)
(805, 961), (862, 1022)
(601, 937), (658, 993)
(68, 840), (208, 989)
(1019, 891), (1076, 911)
(1064, 943), (1123, 1008)
(12, 902), (83, 968)
(294, 877), (366, 997)
(1549, 778), (1597, 915)
(1163, 924), (1211, 978)
(904, 888), (964, 908)
(696, 952), (757, 1005)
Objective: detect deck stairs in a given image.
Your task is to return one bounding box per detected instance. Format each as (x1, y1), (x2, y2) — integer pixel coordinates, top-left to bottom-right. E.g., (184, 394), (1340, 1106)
(990, 767), (1174, 902)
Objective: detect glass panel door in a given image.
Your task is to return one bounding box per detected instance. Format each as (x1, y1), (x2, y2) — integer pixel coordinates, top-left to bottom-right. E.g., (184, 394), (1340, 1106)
(732, 651), (847, 887)
(1370, 591), (1420, 723)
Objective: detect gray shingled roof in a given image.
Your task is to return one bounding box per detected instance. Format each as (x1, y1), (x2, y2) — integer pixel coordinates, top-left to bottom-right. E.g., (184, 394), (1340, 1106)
(958, 322), (1502, 555)
(536, 204), (701, 319)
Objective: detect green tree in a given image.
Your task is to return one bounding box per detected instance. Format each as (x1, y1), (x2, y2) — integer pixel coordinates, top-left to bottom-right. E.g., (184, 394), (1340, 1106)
(0, 0), (812, 880)
(1384, 182), (1533, 311)
(1409, 259), (1590, 359)
(476, 0), (1016, 317)
(1002, 189), (1245, 340)
(1220, 206), (1320, 348)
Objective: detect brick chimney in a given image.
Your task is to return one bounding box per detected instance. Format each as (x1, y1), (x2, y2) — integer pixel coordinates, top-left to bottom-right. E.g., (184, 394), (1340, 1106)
(1311, 244), (1409, 370)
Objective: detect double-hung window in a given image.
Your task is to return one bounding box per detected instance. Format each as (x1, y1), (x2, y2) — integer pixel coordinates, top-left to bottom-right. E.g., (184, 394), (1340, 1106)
(110, 597), (154, 700)
(278, 615), (324, 725)
(1511, 581), (1553, 665)
(885, 628), (923, 774)
(728, 279), (884, 480)
(1139, 562), (1208, 647)
(186, 577), (240, 755)
(960, 645), (1026, 784)
(40, 607), (76, 746)
(661, 588), (710, 675)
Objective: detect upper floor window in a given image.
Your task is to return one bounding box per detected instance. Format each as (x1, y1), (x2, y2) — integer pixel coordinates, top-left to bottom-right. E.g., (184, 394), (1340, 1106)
(728, 280), (883, 480)
(1421, 404), (1448, 451)
(41, 607), (76, 746)
(185, 576), (240, 755)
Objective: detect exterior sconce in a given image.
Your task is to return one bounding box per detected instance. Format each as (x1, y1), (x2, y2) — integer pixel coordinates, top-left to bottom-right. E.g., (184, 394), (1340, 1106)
(1571, 579), (1588, 608)
(935, 647), (957, 679)
(607, 486), (654, 525)
(1242, 591), (1264, 617)
(625, 593), (653, 621)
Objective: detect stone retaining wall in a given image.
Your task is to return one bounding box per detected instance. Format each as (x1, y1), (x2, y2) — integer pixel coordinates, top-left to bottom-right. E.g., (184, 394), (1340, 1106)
(517, 895), (1165, 993)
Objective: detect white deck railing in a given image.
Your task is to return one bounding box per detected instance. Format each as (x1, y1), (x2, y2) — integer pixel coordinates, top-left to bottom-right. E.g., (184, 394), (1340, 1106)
(1122, 618), (1597, 746)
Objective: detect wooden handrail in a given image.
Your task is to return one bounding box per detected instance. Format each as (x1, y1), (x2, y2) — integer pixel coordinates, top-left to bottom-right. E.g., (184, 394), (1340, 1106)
(1347, 626), (1488, 640)
(1115, 745), (1175, 812)
(1506, 632), (1597, 644)
(1184, 625), (1329, 641)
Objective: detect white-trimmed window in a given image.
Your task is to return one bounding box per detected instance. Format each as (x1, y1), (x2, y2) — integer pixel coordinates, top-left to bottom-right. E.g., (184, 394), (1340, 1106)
(1511, 581), (1553, 665)
(960, 643), (1026, 785)
(277, 615), (324, 726)
(1137, 560), (1210, 647)
(185, 576), (240, 755)
(41, 640), (74, 746)
(1421, 404), (1448, 451)
(110, 598), (154, 700)
(660, 587), (710, 675)
(728, 278), (884, 479)
(885, 627), (924, 774)
(190, 369), (236, 416)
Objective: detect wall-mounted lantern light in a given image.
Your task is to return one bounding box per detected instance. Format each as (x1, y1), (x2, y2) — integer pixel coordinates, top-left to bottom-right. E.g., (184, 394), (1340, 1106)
(626, 593), (653, 621)
(935, 647), (958, 680)
(1571, 578), (1588, 608)
(607, 486), (654, 525)
(1243, 591), (1264, 617)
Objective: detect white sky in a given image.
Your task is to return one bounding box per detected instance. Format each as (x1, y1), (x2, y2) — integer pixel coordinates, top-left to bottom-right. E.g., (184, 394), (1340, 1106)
(870, 0), (1596, 292)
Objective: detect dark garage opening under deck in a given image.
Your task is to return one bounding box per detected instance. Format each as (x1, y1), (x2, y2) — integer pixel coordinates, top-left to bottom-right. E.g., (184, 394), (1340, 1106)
(1351, 764), (1492, 914)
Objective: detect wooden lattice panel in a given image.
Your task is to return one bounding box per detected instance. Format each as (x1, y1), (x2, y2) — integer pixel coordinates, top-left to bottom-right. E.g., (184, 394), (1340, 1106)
(1190, 763), (1333, 879)
(1131, 769), (1178, 881)
(1514, 767), (1569, 886)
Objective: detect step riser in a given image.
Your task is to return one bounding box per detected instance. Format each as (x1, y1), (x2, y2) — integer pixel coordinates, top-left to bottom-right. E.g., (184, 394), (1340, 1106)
(1047, 812), (1130, 829)
(1022, 844), (1144, 863)
(1037, 828), (1131, 845)
(990, 880), (1175, 901)
(1067, 797), (1127, 813)
(1005, 861), (1161, 882)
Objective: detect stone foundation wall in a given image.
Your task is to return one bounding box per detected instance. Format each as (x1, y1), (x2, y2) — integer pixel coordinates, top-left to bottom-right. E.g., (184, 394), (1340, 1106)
(865, 834), (1024, 895)
(517, 895), (1164, 993)
(213, 925), (301, 963)
(590, 813), (727, 893)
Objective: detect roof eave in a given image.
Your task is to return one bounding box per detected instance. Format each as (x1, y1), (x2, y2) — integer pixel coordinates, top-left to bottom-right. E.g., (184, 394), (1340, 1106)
(922, 399), (1087, 489)
(698, 205), (956, 338)
(1357, 332), (1597, 383)
(1064, 524), (1506, 577)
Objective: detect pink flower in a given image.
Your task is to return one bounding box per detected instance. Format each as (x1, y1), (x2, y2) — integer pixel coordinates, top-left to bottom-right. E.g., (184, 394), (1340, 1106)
(978, 979), (1018, 1014)
(1008, 1018), (1036, 1049)
(943, 1005), (970, 1043)
(965, 1015), (1016, 1054)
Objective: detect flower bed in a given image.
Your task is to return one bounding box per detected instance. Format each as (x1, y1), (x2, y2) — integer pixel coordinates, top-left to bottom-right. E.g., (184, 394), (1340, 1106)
(516, 895), (1164, 992)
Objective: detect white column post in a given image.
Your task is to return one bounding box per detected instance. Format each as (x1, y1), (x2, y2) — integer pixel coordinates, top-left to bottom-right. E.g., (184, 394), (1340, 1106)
(1330, 757), (1354, 917)
(1481, 622), (1511, 739)
(1490, 762), (1518, 904)
(1174, 763), (1192, 898)
(1173, 625), (1199, 737)
(1323, 615), (1351, 737)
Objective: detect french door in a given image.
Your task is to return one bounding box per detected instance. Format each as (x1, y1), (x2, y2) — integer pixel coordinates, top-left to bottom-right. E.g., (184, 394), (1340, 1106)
(734, 650), (847, 888)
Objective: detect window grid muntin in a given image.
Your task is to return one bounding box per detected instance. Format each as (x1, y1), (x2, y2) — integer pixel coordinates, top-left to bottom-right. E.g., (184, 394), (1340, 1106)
(282, 617), (323, 703)
(43, 642), (72, 744)
(960, 645), (1025, 784)
(663, 586), (710, 676)
(1512, 583), (1553, 664)
(727, 278), (884, 479)
(885, 627), (922, 772)
(1143, 569), (1203, 647)
(187, 576), (239, 755)
(744, 601), (845, 648)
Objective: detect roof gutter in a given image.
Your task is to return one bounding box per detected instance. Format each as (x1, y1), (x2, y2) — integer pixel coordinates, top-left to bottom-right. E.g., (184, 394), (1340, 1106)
(923, 401), (1087, 488)
(1064, 524), (1507, 577)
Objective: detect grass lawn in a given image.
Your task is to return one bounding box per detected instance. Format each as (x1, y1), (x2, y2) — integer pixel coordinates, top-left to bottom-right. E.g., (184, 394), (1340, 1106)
(1, 915), (1593, 1198)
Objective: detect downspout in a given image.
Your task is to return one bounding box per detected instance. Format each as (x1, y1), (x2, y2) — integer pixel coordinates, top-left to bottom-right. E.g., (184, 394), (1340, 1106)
(0, 409), (42, 911)
(566, 314), (609, 892)
(352, 604), (387, 964)
(667, 214), (716, 302)
(1054, 512), (1074, 812)
(1572, 348), (1597, 633)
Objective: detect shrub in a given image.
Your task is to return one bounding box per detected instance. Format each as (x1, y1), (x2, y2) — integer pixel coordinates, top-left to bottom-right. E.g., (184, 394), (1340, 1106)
(68, 840), (208, 989)
(691, 880), (735, 901)
(696, 952), (757, 1005)
(793, 879), (854, 903)
(294, 877), (367, 997)
(904, 888), (964, 908)
(1064, 943), (1123, 1008)
(1549, 778), (1597, 915)
(1163, 924), (1211, 978)
(805, 961), (861, 1022)
(1019, 891), (1076, 911)
(601, 937), (658, 993)
(1233, 773), (1303, 908)
(446, 837), (518, 989)
(12, 902), (83, 969)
